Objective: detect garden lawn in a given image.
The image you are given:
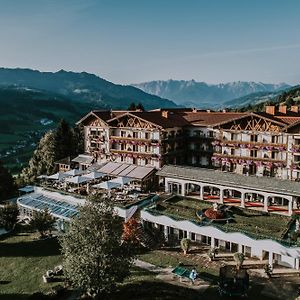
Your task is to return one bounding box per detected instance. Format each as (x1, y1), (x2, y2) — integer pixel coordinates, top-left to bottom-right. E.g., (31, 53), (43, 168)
(0, 230), (62, 300)
(152, 196), (290, 240)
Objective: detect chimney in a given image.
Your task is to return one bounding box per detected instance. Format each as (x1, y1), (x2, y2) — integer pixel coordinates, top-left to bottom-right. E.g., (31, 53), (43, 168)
(291, 105), (299, 113)
(162, 111), (169, 118)
(265, 105), (275, 115)
(278, 105), (287, 114)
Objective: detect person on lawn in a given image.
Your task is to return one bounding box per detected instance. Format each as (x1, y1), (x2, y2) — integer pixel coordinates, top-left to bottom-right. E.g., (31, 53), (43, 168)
(189, 268), (197, 284)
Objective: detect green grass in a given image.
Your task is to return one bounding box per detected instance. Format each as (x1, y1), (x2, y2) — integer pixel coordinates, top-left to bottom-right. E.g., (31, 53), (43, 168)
(112, 266), (201, 300)
(0, 229), (62, 299)
(151, 196), (290, 241)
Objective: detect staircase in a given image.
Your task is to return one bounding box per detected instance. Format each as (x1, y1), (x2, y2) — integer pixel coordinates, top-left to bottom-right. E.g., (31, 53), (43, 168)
(136, 224), (160, 249)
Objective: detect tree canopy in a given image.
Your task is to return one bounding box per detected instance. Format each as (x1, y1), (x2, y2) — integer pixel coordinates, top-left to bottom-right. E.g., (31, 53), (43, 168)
(0, 161), (16, 201)
(19, 119), (84, 184)
(0, 204), (19, 230)
(30, 208), (56, 238)
(60, 194), (133, 298)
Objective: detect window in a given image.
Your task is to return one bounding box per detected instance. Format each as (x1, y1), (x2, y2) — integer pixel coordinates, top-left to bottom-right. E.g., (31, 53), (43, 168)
(250, 134), (258, 142)
(145, 132), (150, 139)
(271, 151), (276, 159)
(250, 150), (258, 157)
(271, 135), (277, 143)
(231, 148), (235, 155)
(133, 131), (138, 138)
(121, 131), (126, 137)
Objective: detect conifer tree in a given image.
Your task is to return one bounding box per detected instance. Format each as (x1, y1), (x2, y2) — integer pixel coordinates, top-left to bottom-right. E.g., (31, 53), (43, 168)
(0, 161), (15, 201)
(55, 119), (74, 160)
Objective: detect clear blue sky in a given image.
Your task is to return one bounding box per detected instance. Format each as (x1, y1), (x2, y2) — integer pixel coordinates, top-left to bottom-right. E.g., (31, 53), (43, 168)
(0, 0), (299, 85)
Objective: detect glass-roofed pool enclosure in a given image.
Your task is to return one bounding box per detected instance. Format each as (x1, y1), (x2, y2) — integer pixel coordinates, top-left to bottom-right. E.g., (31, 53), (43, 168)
(17, 186), (160, 230)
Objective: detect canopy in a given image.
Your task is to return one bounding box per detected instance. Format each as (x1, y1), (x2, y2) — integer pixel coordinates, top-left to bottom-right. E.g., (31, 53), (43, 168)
(37, 175), (48, 179)
(92, 181), (121, 190)
(18, 186), (34, 193)
(65, 175), (91, 184)
(63, 169), (84, 177)
(47, 172), (68, 181)
(84, 171), (105, 180)
(110, 176), (132, 186)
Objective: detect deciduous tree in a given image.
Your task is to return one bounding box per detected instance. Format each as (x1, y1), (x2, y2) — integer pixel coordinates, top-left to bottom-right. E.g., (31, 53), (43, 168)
(180, 238), (191, 255)
(60, 194), (133, 298)
(30, 208), (56, 238)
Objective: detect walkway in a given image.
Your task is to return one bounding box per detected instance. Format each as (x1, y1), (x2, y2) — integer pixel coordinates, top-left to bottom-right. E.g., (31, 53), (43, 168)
(134, 259), (211, 290)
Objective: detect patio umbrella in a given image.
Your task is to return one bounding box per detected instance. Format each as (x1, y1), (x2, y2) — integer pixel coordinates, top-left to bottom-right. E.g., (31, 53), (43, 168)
(110, 176), (132, 186)
(63, 169), (84, 177)
(65, 175), (91, 184)
(47, 172), (68, 181)
(84, 171), (105, 180)
(37, 175), (48, 179)
(92, 181), (121, 190)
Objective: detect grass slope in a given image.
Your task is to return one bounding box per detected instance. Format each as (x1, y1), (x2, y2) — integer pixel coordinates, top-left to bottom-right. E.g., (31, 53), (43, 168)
(0, 230), (62, 299)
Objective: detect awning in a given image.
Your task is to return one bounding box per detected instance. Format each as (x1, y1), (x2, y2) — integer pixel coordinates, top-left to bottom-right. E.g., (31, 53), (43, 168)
(92, 181), (121, 190)
(18, 186), (34, 193)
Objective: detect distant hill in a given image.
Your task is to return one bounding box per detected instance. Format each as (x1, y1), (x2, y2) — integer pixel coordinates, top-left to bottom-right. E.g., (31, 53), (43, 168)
(237, 85), (300, 112)
(222, 91), (283, 109)
(0, 86), (98, 172)
(132, 79), (290, 108)
(0, 68), (177, 110)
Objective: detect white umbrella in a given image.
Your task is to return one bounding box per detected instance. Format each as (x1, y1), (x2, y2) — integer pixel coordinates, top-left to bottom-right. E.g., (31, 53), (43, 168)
(92, 181), (121, 190)
(110, 176), (132, 186)
(84, 171), (105, 180)
(64, 169), (84, 177)
(65, 175), (91, 184)
(48, 172), (68, 181)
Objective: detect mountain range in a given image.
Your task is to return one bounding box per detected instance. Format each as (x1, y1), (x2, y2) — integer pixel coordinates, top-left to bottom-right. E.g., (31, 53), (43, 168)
(0, 68), (177, 110)
(132, 79), (291, 108)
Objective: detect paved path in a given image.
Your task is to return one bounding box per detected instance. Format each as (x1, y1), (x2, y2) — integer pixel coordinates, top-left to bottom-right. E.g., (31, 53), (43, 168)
(134, 259), (211, 290)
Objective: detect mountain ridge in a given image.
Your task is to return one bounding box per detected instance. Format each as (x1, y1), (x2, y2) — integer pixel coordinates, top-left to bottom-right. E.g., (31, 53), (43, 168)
(132, 79), (291, 108)
(0, 67), (177, 110)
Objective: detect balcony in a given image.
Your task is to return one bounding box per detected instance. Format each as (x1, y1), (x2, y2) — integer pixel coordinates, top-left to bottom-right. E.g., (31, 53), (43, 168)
(212, 153), (286, 165)
(110, 149), (159, 158)
(110, 136), (160, 145)
(214, 139), (286, 151)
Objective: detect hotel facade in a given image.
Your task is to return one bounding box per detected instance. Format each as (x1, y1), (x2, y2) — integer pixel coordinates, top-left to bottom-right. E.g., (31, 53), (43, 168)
(78, 105), (300, 181)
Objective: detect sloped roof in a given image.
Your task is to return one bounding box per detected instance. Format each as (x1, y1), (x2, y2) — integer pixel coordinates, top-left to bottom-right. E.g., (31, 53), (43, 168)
(180, 111), (248, 127)
(97, 162), (156, 180)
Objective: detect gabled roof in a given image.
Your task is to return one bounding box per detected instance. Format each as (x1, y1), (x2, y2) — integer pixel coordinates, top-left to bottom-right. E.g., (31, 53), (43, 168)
(107, 111), (189, 129)
(76, 110), (126, 126)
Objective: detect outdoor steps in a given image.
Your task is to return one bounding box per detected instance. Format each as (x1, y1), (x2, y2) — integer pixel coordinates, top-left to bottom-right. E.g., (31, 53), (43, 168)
(137, 224), (159, 249)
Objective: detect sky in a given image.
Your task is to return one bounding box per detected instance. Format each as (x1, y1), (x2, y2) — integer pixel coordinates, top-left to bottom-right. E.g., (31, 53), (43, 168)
(0, 0), (300, 85)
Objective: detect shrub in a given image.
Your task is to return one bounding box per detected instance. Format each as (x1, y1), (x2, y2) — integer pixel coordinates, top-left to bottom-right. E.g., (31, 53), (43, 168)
(180, 238), (191, 255)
